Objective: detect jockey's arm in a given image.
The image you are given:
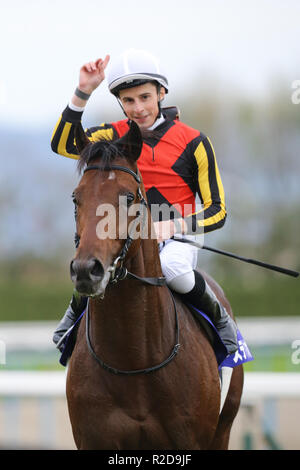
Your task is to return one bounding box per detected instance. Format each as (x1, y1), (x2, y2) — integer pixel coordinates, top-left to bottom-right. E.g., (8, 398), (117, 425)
(51, 105), (116, 159)
(184, 136), (227, 235)
(51, 56), (111, 159)
(51, 106), (84, 159)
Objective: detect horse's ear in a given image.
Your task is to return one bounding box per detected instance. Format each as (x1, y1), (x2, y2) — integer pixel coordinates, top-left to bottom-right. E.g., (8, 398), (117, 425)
(116, 121), (143, 162)
(75, 124), (91, 154)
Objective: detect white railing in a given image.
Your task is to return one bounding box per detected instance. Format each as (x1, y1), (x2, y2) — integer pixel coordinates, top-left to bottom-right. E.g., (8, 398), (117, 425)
(0, 371), (66, 396)
(242, 372), (300, 401)
(1, 370), (299, 400)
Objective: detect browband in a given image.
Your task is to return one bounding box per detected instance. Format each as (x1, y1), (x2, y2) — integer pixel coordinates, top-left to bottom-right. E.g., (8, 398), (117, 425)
(84, 165), (141, 184)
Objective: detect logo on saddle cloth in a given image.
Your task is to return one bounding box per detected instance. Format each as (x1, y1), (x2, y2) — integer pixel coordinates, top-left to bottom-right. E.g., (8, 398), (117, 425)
(187, 304), (254, 369)
(59, 306), (254, 369)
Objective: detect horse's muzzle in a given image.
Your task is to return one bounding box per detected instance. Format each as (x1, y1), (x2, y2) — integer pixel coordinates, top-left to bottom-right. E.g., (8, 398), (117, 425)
(70, 257), (105, 296)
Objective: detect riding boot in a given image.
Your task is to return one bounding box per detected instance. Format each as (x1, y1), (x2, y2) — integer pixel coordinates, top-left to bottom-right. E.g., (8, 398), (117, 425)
(181, 271), (238, 355)
(53, 291), (88, 353)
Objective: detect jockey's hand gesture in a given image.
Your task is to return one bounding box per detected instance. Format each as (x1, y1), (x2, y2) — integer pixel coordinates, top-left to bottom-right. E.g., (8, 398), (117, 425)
(78, 55), (110, 95)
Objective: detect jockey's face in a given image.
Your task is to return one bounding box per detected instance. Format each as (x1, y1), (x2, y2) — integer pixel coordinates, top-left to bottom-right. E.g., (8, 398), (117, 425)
(119, 82), (165, 129)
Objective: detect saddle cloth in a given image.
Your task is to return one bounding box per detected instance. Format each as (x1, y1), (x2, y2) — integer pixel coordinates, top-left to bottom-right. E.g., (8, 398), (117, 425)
(186, 303), (253, 369)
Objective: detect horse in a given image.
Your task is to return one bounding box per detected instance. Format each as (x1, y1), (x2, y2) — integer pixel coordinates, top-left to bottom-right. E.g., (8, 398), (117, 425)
(65, 121), (244, 450)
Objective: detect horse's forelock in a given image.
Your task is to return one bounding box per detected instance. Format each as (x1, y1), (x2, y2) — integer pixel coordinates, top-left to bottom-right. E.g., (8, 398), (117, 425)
(77, 139), (124, 175)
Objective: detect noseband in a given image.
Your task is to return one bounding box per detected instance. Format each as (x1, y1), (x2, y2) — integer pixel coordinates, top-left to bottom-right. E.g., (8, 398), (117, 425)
(74, 163), (180, 375)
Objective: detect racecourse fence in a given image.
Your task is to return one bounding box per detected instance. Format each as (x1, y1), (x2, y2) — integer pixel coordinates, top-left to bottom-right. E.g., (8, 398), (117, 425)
(0, 371), (299, 450)
(0, 318), (299, 450)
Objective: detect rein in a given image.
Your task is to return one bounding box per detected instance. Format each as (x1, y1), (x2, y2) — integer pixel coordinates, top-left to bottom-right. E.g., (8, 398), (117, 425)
(85, 288), (180, 375)
(78, 163), (180, 375)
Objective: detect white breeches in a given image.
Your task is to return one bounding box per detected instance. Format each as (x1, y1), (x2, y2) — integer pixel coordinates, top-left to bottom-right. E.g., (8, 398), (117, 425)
(159, 237), (198, 294)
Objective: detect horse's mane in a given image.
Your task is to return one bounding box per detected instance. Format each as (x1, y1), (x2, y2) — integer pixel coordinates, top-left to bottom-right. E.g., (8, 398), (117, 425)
(77, 128), (159, 175)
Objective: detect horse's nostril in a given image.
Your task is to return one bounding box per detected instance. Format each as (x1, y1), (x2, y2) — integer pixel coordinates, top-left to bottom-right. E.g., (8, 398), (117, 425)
(90, 258), (104, 279)
(70, 257), (104, 282)
(70, 259), (77, 281)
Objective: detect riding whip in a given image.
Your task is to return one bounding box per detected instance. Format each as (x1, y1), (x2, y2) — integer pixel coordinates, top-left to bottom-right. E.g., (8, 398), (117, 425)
(172, 236), (299, 278)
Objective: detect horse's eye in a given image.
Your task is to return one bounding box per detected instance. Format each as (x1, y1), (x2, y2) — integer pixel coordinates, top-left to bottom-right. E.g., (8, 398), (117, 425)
(126, 193), (135, 206)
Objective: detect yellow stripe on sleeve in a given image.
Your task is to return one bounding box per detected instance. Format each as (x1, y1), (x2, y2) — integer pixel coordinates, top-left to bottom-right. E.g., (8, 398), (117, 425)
(194, 140), (212, 208)
(192, 138), (226, 229)
(195, 208), (227, 228)
(207, 136), (226, 212)
(58, 122), (79, 160)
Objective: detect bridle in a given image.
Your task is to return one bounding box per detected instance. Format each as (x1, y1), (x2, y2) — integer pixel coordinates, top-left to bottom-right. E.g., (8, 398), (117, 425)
(75, 164), (167, 286)
(85, 164), (154, 285)
(73, 163), (180, 375)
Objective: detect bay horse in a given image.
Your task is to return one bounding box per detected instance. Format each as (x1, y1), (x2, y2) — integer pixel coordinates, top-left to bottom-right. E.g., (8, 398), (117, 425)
(66, 121), (243, 450)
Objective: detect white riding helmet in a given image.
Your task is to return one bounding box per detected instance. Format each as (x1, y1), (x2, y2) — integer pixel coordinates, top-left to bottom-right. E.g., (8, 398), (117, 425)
(107, 49), (169, 96)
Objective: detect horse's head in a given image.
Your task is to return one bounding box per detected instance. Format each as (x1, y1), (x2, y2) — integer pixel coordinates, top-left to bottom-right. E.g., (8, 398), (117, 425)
(70, 121), (146, 298)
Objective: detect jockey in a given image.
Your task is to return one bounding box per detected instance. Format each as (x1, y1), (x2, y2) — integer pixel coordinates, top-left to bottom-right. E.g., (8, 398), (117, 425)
(51, 49), (238, 355)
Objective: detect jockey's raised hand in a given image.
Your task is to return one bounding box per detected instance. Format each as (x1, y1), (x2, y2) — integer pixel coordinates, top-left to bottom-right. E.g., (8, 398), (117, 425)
(72, 55), (110, 107)
(79, 56), (110, 94)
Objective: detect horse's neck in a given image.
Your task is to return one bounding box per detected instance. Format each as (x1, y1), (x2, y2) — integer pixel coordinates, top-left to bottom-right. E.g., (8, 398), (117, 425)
(89, 238), (173, 368)
(130, 237), (163, 280)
